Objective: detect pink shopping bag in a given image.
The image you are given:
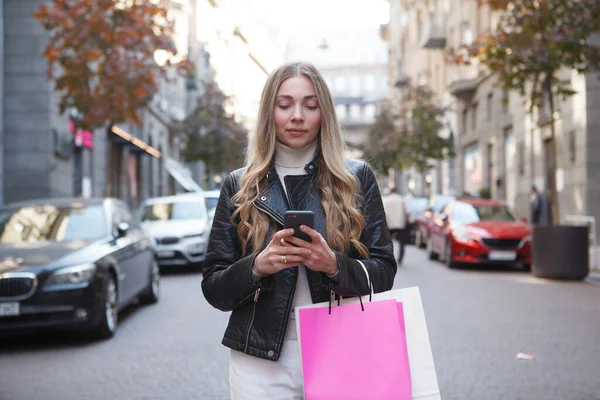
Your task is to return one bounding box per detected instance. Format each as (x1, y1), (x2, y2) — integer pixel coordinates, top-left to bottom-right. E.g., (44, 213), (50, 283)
(297, 299), (412, 400)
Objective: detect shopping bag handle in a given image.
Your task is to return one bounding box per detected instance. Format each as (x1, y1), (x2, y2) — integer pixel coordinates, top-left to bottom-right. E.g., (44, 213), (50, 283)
(356, 260), (373, 311)
(328, 260), (373, 314)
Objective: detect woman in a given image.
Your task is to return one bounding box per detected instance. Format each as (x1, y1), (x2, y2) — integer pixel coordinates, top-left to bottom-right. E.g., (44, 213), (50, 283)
(202, 61), (396, 399)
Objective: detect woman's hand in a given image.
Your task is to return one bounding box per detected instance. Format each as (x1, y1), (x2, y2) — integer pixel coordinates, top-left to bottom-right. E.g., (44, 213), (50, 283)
(283, 225), (338, 276)
(253, 228), (312, 276)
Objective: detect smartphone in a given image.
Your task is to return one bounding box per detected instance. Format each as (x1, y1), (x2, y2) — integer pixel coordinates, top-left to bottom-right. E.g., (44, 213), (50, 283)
(284, 210), (315, 243)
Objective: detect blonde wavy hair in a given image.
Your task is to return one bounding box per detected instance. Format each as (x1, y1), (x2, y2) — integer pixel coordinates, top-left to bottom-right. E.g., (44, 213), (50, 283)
(231, 61), (369, 259)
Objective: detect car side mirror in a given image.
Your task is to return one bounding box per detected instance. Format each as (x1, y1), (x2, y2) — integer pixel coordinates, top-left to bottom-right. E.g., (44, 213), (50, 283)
(441, 213), (449, 223)
(116, 222), (130, 238)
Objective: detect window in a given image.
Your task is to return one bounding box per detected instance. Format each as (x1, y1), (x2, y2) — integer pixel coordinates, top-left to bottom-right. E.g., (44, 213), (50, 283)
(502, 89), (509, 114)
(486, 93), (493, 122)
(335, 76), (346, 92)
(335, 104), (346, 119)
(452, 202), (517, 223)
(0, 204), (107, 243)
(113, 203), (135, 230)
(417, 9), (423, 43)
(569, 131), (576, 163)
(349, 76), (361, 96)
(140, 201), (207, 221)
(350, 104), (361, 119)
(364, 104), (376, 119)
(441, 203), (452, 216)
(380, 75), (388, 91)
(364, 75), (376, 92)
(462, 109), (468, 135)
(461, 21), (472, 45)
(432, 195), (455, 213)
(518, 141), (525, 176)
(471, 103), (478, 131)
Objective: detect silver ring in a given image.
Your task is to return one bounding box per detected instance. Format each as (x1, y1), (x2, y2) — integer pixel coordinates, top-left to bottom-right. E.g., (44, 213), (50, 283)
(281, 255), (287, 263)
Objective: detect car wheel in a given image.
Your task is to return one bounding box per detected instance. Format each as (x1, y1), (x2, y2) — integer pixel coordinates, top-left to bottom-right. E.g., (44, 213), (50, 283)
(444, 240), (456, 268)
(93, 272), (118, 340)
(426, 237), (438, 260)
(140, 260), (160, 305)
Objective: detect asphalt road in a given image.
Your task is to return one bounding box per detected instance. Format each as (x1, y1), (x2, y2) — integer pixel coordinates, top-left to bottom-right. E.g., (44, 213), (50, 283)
(1, 245), (599, 400)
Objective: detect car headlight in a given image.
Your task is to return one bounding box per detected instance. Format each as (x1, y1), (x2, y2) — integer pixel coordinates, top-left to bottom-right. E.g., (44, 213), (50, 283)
(183, 231), (205, 239)
(453, 229), (477, 243)
(46, 264), (96, 286)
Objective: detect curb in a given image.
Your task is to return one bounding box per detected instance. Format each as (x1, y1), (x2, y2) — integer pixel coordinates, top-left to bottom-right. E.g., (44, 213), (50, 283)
(586, 273), (600, 285)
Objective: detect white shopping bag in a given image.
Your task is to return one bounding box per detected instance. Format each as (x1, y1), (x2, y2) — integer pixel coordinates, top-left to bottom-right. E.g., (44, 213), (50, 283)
(296, 286), (441, 400)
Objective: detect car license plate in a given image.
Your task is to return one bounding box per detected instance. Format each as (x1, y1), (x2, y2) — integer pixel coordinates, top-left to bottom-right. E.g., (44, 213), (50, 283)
(158, 251), (175, 258)
(0, 302), (20, 317)
(488, 250), (517, 261)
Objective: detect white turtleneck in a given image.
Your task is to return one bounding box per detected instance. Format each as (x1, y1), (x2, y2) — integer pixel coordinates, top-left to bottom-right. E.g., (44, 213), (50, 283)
(274, 139), (317, 340)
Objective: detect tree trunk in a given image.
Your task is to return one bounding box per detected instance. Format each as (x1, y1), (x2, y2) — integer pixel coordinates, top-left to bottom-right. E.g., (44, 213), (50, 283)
(548, 87), (560, 225)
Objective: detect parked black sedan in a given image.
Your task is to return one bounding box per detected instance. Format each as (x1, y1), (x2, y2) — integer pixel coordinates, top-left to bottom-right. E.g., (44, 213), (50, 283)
(0, 197), (159, 339)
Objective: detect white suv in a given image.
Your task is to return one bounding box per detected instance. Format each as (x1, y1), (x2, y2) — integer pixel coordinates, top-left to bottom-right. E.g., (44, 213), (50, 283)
(137, 193), (210, 268)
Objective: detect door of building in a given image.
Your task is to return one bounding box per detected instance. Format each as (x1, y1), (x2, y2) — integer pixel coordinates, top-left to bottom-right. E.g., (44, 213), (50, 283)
(73, 147), (83, 197)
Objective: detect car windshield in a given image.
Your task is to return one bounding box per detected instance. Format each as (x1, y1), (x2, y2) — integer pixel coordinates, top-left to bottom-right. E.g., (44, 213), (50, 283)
(406, 197), (428, 214)
(432, 196), (454, 213)
(0, 204), (106, 244)
(452, 202), (518, 223)
(204, 197), (219, 214)
(140, 201), (206, 221)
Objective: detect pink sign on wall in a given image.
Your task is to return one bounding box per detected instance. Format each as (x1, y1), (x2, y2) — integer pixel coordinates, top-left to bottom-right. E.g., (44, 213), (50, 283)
(68, 120), (94, 149)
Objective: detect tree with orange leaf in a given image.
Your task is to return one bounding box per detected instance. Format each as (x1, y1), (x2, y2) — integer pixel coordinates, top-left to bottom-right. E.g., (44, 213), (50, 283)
(34, 0), (193, 131)
(446, 0), (600, 224)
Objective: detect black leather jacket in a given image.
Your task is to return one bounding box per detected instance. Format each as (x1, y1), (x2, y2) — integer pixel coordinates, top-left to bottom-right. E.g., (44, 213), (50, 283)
(201, 158), (396, 361)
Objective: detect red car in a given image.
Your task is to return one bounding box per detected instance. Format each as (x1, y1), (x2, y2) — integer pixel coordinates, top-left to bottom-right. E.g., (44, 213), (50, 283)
(426, 198), (532, 270)
(415, 195), (455, 248)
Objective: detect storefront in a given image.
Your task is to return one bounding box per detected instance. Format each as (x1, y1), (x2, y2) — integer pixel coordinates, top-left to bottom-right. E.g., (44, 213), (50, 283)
(106, 125), (201, 208)
(106, 125), (161, 207)
(68, 120), (94, 198)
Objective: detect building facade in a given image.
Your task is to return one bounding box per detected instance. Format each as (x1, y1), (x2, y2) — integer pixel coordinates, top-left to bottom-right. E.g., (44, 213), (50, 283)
(284, 27), (389, 182)
(0, 0), (280, 207)
(383, 0), (459, 197)
(0, 0), (190, 208)
(385, 0), (600, 239)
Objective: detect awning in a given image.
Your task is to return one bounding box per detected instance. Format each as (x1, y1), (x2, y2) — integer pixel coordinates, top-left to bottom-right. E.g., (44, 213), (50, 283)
(165, 157), (204, 193)
(110, 125), (162, 158)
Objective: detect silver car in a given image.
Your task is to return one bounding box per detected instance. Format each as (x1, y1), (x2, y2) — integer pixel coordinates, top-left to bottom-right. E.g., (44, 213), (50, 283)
(137, 193), (209, 268)
(202, 189), (220, 220)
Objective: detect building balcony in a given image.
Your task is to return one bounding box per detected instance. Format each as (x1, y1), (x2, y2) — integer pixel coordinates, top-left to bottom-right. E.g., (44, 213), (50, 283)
(422, 25), (447, 49)
(447, 65), (479, 103)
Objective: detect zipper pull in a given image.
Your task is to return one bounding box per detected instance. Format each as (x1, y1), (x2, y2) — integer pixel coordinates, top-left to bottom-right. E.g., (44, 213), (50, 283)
(254, 288), (261, 302)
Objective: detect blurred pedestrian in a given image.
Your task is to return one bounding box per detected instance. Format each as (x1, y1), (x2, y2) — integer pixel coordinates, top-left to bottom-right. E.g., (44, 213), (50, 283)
(530, 185), (550, 225)
(201, 61), (396, 399)
(383, 187), (409, 264)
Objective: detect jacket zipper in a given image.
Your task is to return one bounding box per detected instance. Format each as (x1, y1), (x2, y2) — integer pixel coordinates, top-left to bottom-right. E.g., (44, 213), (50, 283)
(254, 203), (284, 226)
(244, 288), (261, 353)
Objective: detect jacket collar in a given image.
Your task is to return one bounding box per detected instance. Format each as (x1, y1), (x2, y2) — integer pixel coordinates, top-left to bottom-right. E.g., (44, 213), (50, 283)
(257, 159), (319, 226)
